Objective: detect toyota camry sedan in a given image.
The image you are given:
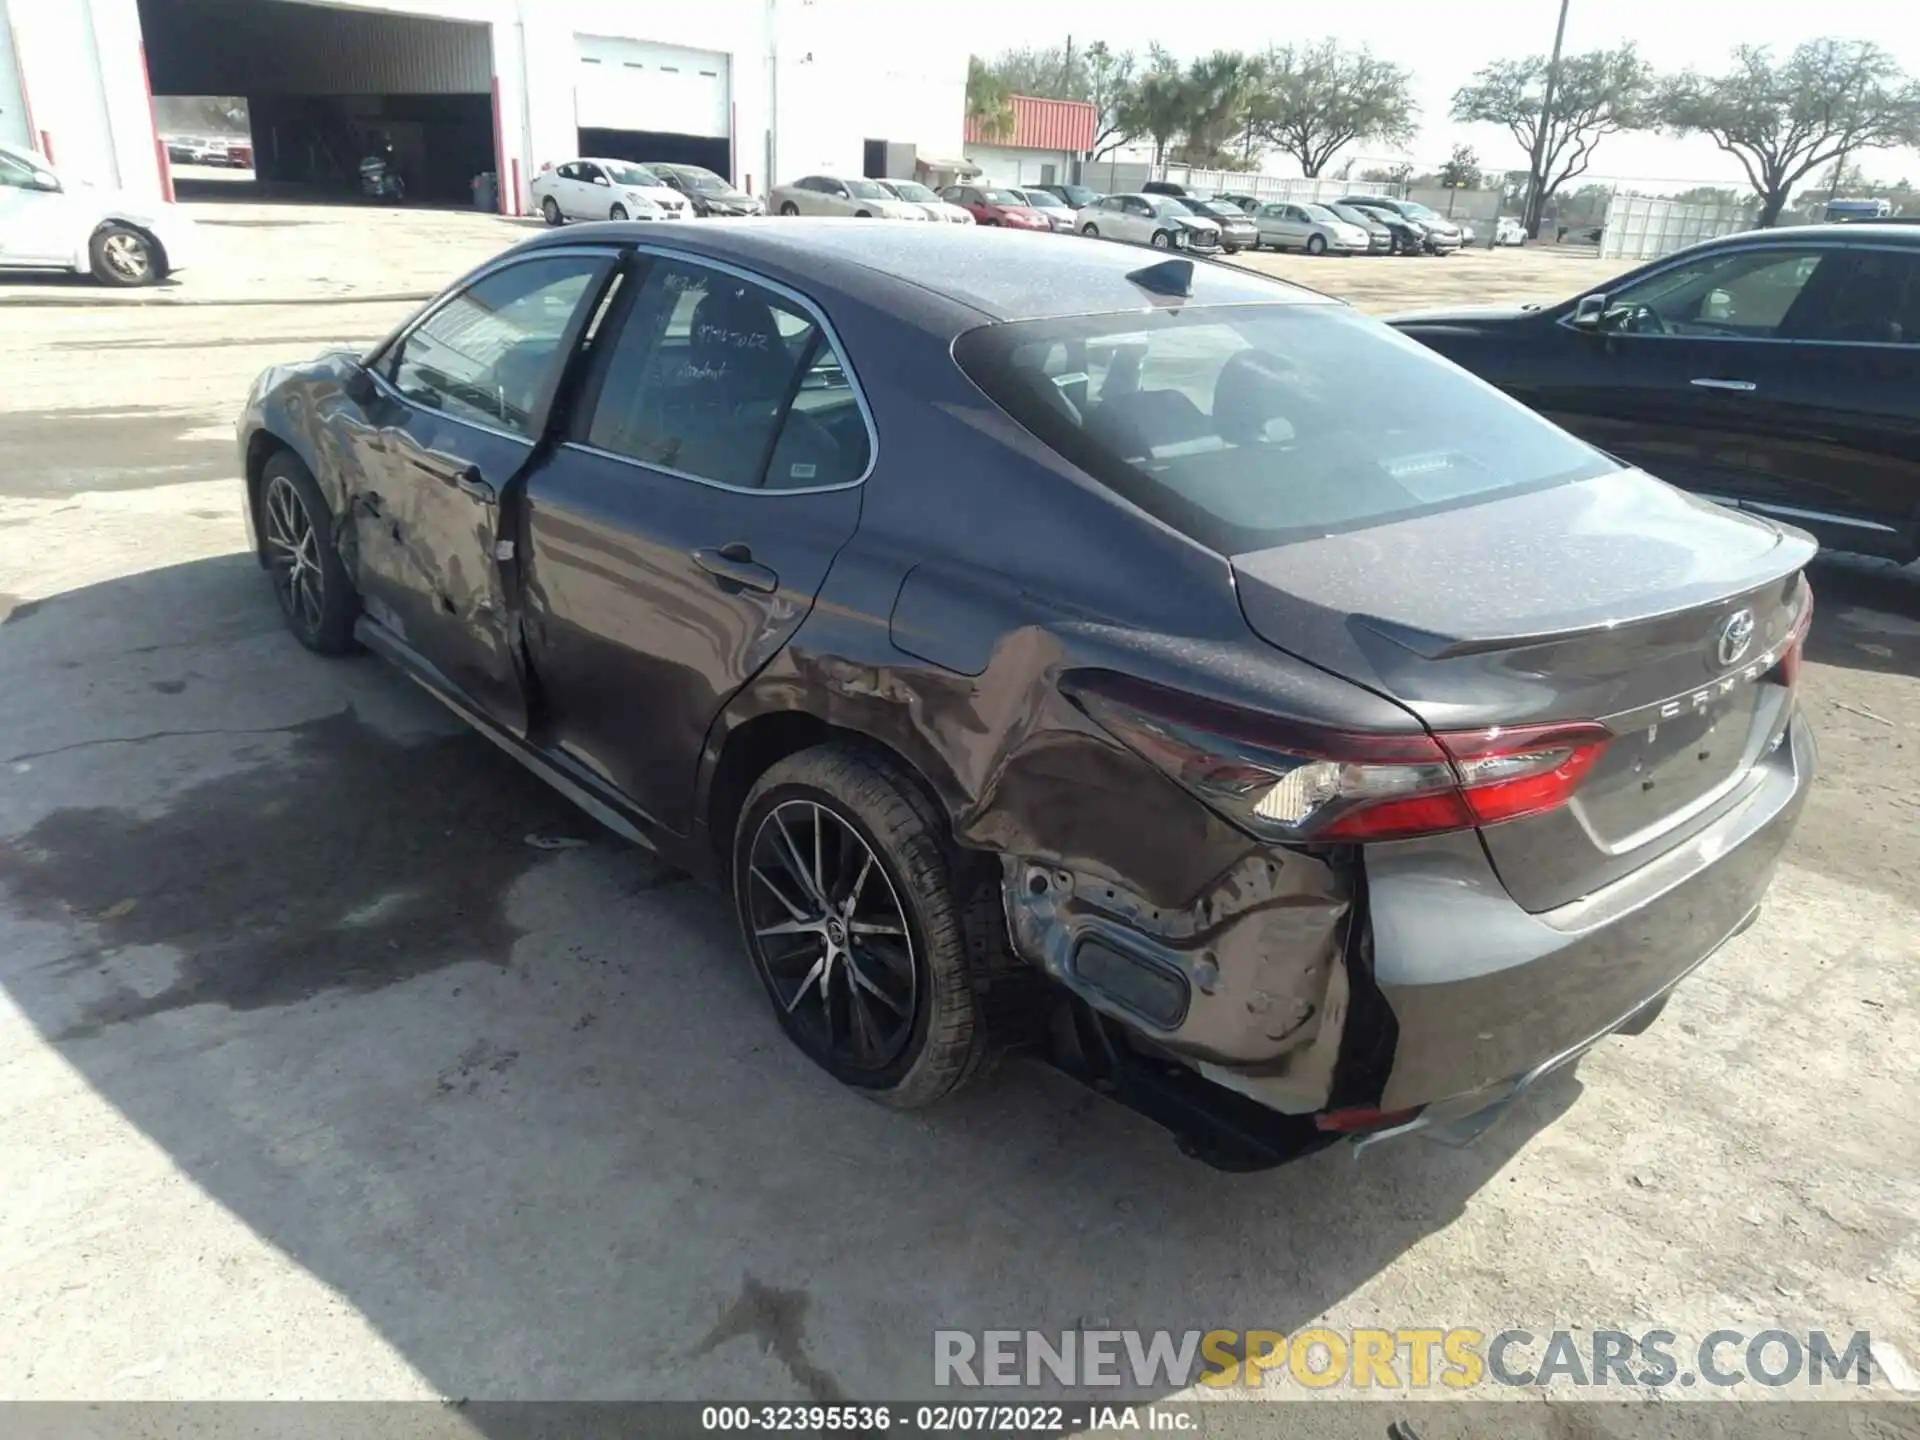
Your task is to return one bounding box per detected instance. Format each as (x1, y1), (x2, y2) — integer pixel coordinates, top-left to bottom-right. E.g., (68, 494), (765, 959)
(236, 223), (1815, 1169)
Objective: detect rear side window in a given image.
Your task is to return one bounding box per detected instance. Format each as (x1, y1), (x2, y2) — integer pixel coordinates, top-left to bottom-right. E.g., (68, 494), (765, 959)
(953, 304), (1613, 553)
(580, 257), (870, 490)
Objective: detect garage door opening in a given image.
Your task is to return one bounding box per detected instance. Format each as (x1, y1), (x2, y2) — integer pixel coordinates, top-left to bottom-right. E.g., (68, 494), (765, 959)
(577, 128), (728, 178)
(138, 0), (499, 208)
(575, 37), (731, 184)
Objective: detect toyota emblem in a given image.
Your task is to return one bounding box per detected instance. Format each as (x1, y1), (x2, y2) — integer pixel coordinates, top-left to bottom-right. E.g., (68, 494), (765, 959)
(1717, 608), (1757, 668)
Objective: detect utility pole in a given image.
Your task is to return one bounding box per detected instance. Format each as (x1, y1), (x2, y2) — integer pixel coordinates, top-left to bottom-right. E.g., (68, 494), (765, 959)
(1062, 36), (1073, 94)
(1525, 0), (1571, 238)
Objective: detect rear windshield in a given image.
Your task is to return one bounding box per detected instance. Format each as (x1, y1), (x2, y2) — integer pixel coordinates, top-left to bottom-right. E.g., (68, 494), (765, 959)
(953, 305), (1613, 553)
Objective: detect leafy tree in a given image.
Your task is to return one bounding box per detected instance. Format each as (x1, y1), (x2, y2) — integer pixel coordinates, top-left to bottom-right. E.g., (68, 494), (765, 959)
(1358, 163), (1414, 186)
(1179, 50), (1262, 166)
(966, 56), (1016, 142)
(983, 45), (1087, 101)
(1452, 44), (1654, 234)
(1669, 185), (1747, 209)
(1438, 144), (1482, 189)
(1253, 40), (1418, 177)
(1656, 39), (1920, 226)
(982, 41), (1141, 161)
(1119, 45), (1190, 168)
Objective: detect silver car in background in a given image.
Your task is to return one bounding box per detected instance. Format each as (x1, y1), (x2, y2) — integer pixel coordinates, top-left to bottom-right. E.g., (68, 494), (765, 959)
(876, 179), (975, 224)
(769, 175), (928, 220)
(1162, 195), (1259, 254)
(1074, 193), (1223, 252)
(1253, 201), (1374, 256)
(1009, 187), (1078, 233)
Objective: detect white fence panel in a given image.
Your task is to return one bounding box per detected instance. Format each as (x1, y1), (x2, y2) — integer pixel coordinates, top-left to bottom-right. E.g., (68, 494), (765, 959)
(1600, 192), (1754, 261)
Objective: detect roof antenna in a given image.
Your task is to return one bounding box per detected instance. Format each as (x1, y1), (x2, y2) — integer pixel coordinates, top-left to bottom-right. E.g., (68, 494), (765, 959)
(1125, 257), (1194, 298)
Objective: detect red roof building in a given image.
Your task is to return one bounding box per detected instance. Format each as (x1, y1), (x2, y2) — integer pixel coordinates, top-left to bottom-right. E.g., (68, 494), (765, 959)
(965, 95), (1097, 153)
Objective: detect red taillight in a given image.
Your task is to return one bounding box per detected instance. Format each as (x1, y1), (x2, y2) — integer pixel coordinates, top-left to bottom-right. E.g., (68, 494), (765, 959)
(1064, 671), (1612, 845)
(1779, 585), (1814, 689)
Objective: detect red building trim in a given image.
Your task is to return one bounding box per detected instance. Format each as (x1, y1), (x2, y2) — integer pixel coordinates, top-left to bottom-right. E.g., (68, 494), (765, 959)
(965, 94), (1096, 152)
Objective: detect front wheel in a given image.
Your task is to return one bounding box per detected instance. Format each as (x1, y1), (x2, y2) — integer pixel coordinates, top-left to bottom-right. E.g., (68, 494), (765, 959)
(1306, 233), (1327, 256)
(258, 452), (357, 654)
(1080, 223), (1100, 237)
(734, 745), (993, 1108)
(1150, 229), (1173, 249)
(89, 223), (163, 287)
(609, 203), (628, 221)
(541, 196), (563, 226)
(779, 201), (799, 216)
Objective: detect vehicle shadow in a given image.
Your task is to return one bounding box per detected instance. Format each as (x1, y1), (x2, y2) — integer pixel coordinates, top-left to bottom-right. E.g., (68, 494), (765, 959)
(0, 556), (1574, 1408)
(1803, 551), (1920, 678)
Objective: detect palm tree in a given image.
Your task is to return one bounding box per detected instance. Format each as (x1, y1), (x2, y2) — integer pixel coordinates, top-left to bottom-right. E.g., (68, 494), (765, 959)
(966, 57), (1016, 142)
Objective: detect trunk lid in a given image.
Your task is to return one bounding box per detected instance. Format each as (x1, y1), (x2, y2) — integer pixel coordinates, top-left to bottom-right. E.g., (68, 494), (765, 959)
(1232, 470), (1814, 911)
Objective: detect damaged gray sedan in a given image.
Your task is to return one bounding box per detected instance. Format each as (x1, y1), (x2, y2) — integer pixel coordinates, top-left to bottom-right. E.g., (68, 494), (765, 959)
(236, 221), (1816, 1169)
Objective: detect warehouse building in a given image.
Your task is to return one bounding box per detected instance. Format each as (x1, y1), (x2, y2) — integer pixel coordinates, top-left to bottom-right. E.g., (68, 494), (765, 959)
(1, 0), (966, 211)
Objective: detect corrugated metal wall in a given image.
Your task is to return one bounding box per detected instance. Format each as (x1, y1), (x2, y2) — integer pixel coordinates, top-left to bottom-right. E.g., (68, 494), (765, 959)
(142, 0), (491, 96)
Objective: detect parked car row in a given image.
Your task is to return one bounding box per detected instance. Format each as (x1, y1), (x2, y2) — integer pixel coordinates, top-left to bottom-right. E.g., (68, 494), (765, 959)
(533, 159), (765, 225)
(163, 134), (253, 169)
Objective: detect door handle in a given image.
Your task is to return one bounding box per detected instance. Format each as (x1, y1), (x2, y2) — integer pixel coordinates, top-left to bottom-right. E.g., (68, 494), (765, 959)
(692, 543), (779, 595)
(409, 456), (495, 501)
(1690, 377), (1758, 392)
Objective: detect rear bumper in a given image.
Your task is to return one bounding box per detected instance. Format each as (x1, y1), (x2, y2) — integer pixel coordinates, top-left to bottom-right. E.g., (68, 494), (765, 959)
(1365, 708), (1813, 1111)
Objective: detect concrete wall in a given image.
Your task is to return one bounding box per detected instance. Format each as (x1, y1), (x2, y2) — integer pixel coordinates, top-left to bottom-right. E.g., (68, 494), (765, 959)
(13, 0), (964, 214)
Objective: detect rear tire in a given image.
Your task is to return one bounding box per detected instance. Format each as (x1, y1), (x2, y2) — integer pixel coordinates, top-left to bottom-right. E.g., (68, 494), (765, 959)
(733, 744), (995, 1109)
(258, 451), (357, 655)
(1306, 233), (1327, 256)
(542, 196), (563, 226)
(89, 223), (163, 287)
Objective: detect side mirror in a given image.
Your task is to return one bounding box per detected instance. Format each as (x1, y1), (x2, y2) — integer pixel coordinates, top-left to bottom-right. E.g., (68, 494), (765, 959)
(593, 175), (611, 187)
(1571, 293), (1609, 329)
(30, 170), (61, 193)
(343, 364), (378, 404)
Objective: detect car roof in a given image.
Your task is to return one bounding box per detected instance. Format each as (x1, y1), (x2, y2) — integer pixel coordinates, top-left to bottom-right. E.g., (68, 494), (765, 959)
(513, 218), (1332, 322)
(1690, 222), (1920, 248)
(577, 158), (661, 173)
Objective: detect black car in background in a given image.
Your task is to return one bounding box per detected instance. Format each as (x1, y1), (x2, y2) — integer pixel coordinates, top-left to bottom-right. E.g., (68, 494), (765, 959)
(1036, 183), (1102, 209)
(1393, 224), (1920, 561)
(236, 223), (1813, 1169)
(1160, 195), (1259, 254)
(644, 162), (765, 216)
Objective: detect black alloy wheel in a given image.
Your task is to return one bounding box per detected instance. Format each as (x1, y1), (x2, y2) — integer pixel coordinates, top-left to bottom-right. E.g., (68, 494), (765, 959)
(745, 797), (919, 1073)
(259, 454), (356, 654)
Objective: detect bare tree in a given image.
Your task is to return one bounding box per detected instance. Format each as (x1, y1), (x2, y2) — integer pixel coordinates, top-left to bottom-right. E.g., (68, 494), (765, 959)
(1253, 40), (1417, 177)
(1656, 39), (1920, 227)
(1083, 42), (1139, 161)
(1452, 45), (1654, 234)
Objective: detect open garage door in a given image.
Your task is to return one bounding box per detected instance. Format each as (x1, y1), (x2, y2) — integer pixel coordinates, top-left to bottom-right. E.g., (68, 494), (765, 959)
(138, 0), (498, 206)
(575, 36), (730, 180)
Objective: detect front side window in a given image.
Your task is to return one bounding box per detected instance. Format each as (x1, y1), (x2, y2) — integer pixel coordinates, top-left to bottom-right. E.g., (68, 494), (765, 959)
(1604, 246), (1836, 338)
(604, 162), (659, 186)
(582, 259), (869, 489)
(382, 255), (607, 437)
(954, 304), (1613, 554)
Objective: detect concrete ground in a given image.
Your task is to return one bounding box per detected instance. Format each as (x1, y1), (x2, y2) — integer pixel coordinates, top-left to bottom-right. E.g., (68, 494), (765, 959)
(2, 202), (1917, 1411)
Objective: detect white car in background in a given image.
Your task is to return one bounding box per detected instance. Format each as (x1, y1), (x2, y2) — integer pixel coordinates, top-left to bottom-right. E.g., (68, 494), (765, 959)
(532, 159), (689, 225)
(874, 178), (973, 223)
(0, 140), (198, 287)
(768, 175), (929, 220)
(1495, 216), (1529, 246)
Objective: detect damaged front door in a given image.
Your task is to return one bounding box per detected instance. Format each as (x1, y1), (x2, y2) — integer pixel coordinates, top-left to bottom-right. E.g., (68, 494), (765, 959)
(351, 251), (615, 732)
